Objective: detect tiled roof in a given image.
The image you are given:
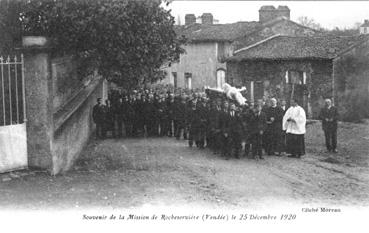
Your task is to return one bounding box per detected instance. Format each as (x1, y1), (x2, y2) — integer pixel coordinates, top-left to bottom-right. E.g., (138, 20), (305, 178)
(175, 21), (262, 42)
(176, 18), (318, 44)
(227, 35), (369, 61)
(233, 18), (322, 50)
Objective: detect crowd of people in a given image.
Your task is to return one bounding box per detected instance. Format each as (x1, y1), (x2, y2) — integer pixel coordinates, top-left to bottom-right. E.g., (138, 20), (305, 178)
(92, 87), (338, 160)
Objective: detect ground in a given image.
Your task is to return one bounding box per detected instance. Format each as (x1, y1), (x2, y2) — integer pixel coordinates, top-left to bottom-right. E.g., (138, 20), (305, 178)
(0, 120), (369, 210)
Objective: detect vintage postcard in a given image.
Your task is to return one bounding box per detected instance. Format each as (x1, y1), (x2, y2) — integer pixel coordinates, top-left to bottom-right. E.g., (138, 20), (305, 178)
(0, 0), (368, 232)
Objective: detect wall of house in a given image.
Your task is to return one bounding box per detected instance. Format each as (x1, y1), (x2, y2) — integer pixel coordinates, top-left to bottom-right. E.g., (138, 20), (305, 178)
(227, 59), (332, 118)
(162, 42), (230, 89)
(360, 26), (368, 34)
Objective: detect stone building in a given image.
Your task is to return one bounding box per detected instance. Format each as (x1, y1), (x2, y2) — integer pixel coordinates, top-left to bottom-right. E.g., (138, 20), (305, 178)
(360, 19), (369, 34)
(226, 34), (369, 118)
(160, 6), (319, 90)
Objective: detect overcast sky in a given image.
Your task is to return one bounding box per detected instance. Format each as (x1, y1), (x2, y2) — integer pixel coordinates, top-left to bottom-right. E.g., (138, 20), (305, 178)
(164, 1), (369, 29)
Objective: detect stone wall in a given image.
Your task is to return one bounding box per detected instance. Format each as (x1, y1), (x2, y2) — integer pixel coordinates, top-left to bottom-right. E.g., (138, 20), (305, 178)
(51, 56), (82, 111)
(227, 59), (332, 118)
(23, 39), (106, 175)
(51, 77), (103, 174)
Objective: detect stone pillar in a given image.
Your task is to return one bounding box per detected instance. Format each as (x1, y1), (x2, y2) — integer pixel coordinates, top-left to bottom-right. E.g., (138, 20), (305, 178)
(21, 37), (54, 171)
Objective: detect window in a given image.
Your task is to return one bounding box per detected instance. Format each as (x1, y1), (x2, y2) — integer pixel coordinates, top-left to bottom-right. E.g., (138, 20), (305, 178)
(365, 27), (368, 34)
(185, 72), (192, 89)
(285, 70), (306, 85)
(217, 42), (225, 62)
(216, 69), (226, 89)
(172, 72), (177, 88)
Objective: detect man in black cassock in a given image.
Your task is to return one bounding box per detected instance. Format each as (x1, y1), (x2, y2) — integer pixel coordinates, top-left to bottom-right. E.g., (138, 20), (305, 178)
(265, 98), (284, 156)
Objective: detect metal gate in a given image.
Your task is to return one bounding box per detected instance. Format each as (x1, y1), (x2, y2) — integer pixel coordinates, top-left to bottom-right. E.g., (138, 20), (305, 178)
(0, 54), (28, 173)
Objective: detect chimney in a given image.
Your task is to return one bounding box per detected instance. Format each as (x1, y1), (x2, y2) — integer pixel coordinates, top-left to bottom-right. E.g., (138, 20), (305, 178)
(365, 19), (369, 24)
(259, 5), (276, 23)
(276, 5), (290, 20)
(185, 14), (196, 25)
(201, 13), (213, 25)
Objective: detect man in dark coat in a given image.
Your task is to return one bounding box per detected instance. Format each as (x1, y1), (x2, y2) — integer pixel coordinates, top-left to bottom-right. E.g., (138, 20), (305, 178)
(206, 100), (216, 150)
(249, 104), (267, 160)
(157, 96), (168, 137)
(123, 96), (135, 137)
(214, 99), (224, 154)
(265, 98), (285, 156)
(166, 94), (175, 137)
(132, 94), (144, 137)
(103, 99), (115, 138)
(187, 101), (197, 147)
(228, 102), (243, 159)
(173, 94), (181, 138)
(175, 96), (187, 140)
(207, 100), (221, 153)
(115, 97), (125, 138)
(145, 94), (158, 137)
(279, 99), (288, 155)
(92, 98), (105, 139)
(219, 101), (231, 158)
(195, 99), (208, 148)
(240, 104), (253, 158)
(319, 98), (339, 153)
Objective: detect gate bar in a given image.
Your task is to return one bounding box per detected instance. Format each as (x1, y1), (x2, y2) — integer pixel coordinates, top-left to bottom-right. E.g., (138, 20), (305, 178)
(7, 56), (12, 125)
(1, 56), (5, 125)
(14, 55), (19, 123)
(21, 54), (26, 122)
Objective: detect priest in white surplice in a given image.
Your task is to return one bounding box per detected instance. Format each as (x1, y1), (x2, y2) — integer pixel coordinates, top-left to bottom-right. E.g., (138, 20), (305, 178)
(282, 99), (306, 158)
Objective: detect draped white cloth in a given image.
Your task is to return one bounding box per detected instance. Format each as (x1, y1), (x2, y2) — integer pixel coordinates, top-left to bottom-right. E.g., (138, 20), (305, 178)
(222, 83), (247, 105)
(282, 105), (306, 135)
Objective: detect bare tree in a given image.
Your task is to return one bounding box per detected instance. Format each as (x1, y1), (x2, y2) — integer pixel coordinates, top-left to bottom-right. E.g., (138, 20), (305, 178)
(297, 16), (323, 31)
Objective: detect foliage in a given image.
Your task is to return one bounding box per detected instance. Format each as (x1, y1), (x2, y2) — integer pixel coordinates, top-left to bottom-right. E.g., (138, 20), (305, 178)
(297, 16), (360, 36)
(1, 0), (185, 88)
(335, 50), (369, 122)
(325, 27), (359, 36)
(0, 0), (23, 54)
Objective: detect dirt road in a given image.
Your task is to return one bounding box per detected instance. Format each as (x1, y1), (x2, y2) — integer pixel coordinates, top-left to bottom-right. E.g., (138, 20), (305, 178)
(0, 121), (368, 210)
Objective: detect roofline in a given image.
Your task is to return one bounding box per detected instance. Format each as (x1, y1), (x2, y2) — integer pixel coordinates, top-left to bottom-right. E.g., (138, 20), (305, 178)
(234, 34), (281, 54)
(227, 57), (332, 62)
(233, 18), (321, 42)
(228, 35), (369, 62)
(270, 18), (322, 33)
(177, 18), (316, 44)
(187, 38), (232, 43)
(176, 21), (261, 43)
